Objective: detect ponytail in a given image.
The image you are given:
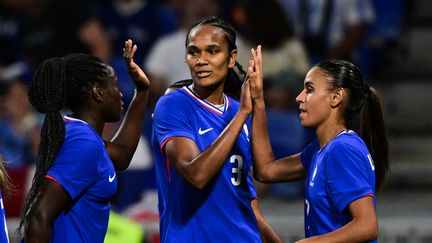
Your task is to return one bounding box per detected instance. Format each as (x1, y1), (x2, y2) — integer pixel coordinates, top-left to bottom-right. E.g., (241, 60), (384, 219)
(361, 86), (389, 192)
(18, 57), (68, 234)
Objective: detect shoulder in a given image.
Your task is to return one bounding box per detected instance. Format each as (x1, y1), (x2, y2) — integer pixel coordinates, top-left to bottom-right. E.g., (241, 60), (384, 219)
(64, 122), (104, 148)
(155, 88), (189, 110)
(154, 88), (192, 121)
(328, 131), (367, 154)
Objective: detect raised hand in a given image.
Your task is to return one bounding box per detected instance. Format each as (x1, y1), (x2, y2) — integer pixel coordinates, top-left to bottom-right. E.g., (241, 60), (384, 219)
(248, 45), (264, 101)
(239, 79), (252, 117)
(123, 39), (150, 90)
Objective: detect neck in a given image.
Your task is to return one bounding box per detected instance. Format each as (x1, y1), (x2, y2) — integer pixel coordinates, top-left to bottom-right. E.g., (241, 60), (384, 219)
(316, 121), (347, 149)
(71, 112), (105, 136)
(190, 83), (225, 105)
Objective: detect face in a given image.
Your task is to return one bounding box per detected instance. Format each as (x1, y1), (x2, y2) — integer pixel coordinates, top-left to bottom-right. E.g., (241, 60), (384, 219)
(296, 67), (333, 128)
(186, 24), (236, 89)
(102, 67), (123, 122)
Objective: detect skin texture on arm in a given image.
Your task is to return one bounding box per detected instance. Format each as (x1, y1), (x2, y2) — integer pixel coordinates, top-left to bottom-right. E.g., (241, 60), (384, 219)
(105, 39), (150, 170)
(248, 46), (307, 182)
(251, 198), (284, 243)
(164, 80), (252, 189)
(25, 180), (69, 242)
(296, 196), (378, 243)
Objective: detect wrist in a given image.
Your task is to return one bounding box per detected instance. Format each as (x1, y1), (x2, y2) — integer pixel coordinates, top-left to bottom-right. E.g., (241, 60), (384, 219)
(253, 99), (266, 110)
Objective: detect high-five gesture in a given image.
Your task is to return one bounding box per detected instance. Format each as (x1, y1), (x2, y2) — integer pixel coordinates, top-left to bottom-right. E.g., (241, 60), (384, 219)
(123, 39), (150, 90)
(248, 45), (264, 101)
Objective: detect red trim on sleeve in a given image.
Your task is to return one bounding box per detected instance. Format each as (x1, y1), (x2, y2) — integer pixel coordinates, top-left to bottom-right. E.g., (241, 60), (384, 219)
(364, 193), (375, 198)
(165, 159), (171, 186)
(45, 174), (60, 185)
(160, 137), (175, 153)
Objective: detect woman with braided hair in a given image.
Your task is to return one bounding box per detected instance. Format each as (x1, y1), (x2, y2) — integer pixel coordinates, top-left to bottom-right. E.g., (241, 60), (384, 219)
(19, 39), (150, 242)
(151, 16), (282, 242)
(248, 46), (389, 242)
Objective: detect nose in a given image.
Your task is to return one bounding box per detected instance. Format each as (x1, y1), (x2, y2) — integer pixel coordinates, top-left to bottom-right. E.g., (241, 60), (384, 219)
(196, 53), (208, 65)
(296, 90), (304, 103)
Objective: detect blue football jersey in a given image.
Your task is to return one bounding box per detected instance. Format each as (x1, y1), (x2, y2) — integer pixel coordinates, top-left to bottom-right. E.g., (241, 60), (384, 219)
(152, 87), (261, 243)
(0, 192), (9, 243)
(46, 115), (117, 243)
(301, 130), (376, 242)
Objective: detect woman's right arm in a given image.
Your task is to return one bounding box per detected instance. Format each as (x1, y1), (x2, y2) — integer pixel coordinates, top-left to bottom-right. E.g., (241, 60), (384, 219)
(25, 179), (69, 242)
(164, 81), (253, 189)
(249, 46), (307, 183)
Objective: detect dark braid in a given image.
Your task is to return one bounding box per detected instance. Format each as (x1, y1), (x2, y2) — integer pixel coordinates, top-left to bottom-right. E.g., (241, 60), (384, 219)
(18, 53), (110, 235)
(186, 16), (246, 99)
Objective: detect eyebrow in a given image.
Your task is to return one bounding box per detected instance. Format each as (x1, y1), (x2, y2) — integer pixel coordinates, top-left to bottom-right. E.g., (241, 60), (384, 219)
(304, 81), (313, 86)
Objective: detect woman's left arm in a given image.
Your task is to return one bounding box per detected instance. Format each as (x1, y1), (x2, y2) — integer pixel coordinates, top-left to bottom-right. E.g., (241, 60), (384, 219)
(251, 198), (284, 243)
(296, 196), (378, 243)
(105, 39), (150, 170)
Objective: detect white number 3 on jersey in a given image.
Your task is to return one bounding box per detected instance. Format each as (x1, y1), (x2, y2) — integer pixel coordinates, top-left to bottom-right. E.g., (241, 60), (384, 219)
(230, 155), (243, 186)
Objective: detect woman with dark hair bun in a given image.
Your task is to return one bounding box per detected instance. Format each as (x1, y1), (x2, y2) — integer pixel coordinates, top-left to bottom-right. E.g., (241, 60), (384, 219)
(248, 46), (389, 242)
(19, 39), (150, 242)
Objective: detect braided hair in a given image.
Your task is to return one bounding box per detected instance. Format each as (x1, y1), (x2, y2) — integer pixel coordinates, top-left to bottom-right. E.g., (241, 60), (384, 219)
(316, 59), (390, 192)
(18, 53), (111, 234)
(185, 16), (246, 99)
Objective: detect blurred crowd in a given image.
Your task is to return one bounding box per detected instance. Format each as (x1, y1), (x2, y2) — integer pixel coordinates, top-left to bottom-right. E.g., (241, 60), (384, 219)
(0, 0), (408, 241)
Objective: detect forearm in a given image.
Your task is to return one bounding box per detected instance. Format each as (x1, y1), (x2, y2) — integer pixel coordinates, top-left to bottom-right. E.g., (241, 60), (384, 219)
(297, 218), (377, 243)
(25, 214), (52, 242)
(251, 99), (276, 182)
(110, 89), (149, 169)
(183, 111), (249, 188)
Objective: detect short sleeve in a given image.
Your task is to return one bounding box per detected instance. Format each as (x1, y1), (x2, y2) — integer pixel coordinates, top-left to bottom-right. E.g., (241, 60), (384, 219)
(326, 142), (375, 213)
(300, 140), (319, 169)
(48, 139), (102, 200)
(153, 93), (195, 151)
(246, 172), (257, 199)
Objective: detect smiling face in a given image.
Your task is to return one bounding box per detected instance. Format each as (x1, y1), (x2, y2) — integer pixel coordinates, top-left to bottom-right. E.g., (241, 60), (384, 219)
(185, 24), (237, 91)
(296, 67), (334, 128)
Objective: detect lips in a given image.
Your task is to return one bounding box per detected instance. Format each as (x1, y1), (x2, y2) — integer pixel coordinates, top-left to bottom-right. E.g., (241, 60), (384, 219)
(196, 70), (211, 78)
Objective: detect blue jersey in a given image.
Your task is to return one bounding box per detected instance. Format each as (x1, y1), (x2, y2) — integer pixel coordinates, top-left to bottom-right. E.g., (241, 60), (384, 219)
(152, 87), (261, 243)
(0, 192), (9, 243)
(301, 130), (376, 242)
(46, 116), (117, 243)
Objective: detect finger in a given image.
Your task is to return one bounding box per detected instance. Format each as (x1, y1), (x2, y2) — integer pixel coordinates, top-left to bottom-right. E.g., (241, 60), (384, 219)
(131, 44), (138, 57)
(256, 45), (262, 70)
(246, 60), (254, 76)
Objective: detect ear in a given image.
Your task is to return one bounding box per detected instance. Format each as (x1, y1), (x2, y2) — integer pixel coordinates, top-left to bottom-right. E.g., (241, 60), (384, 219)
(228, 49), (238, 68)
(92, 83), (105, 103)
(331, 88), (344, 108)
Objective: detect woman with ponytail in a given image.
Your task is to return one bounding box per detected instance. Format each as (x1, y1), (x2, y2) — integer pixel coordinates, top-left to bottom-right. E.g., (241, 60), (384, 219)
(248, 46), (389, 242)
(20, 39), (150, 242)
(151, 16), (282, 242)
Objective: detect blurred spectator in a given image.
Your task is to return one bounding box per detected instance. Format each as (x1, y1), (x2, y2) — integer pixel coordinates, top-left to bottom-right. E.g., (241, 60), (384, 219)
(144, 0), (220, 108)
(17, 0), (110, 69)
(235, 0), (310, 80)
(357, 0), (407, 78)
(99, 0), (177, 108)
(0, 0), (29, 83)
(0, 79), (40, 217)
(278, 0), (375, 64)
(0, 79), (40, 167)
(99, 0), (177, 66)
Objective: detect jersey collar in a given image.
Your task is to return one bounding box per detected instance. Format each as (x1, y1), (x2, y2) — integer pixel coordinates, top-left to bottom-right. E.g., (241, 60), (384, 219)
(182, 86), (230, 115)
